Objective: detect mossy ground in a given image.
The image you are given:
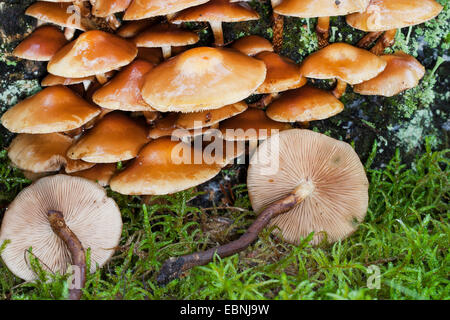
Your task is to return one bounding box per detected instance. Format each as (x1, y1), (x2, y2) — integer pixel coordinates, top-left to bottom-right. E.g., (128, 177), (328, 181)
(0, 0), (449, 300)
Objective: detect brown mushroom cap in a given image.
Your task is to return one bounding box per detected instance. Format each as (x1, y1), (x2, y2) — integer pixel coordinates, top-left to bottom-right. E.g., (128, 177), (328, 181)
(274, 0), (370, 17)
(353, 52), (425, 96)
(219, 108), (292, 141)
(25, 2), (90, 30)
(230, 35), (274, 56)
(141, 47), (266, 112)
(110, 137), (222, 195)
(13, 26), (68, 61)
(346, 0), (443, 32)
(299, 43), (387, 85)
(41, 74), (95, 87)
(91, 0), (132, 17)
(137, 47), (163, 65)
(47, 30), (138, 78)
(266, 85), (344, 122)
(176, 101), (248, 130)
(1, 85), (100, 134)
(116, 19), (158, 38)
(92, 59), (155, 111)
(124, 0), (209, 20)
(70, 163), (117, 186)
(0, 174), (122, 281)
(67, 112), (149, 163)
(201, 133), (246, 165)
(247, 129), (369, 245)
(133, 23), (199, 48)
(255, 51), (306, 94)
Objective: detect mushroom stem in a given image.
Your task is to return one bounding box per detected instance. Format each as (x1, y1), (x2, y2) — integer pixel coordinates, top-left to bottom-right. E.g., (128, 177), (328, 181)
(96, 73), (108, 85)
(106, 14), (121, 30)
(357, 31), (383, 48)
(370, 29), (397, 56)
(248, 93), (279, 109)
(316, 16), (330, 48)
(272, 12), (284, 53)
(36, 19), (45, 27)
(209, 21), (224, 46)
(161, 45), (172, 60)
(47, 210), (86, 300)
(332, 79), (347, 98)
(64, 27), (76, 41)
(157, 182), (313, 286)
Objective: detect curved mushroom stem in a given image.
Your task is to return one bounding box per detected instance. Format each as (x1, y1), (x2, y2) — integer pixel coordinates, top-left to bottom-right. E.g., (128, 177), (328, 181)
(64, 27), (76, 40)
(161, 45), (172, 60)
(357, 31), (383, 48)
(332, 79), (347, 99)
(316, 16), (330, 48)
(209, 21), (224, 46)
(95, 74), (108, 85)
(248, 93), (279, 109)
(157, 182), (314, 286)
(370, 29), (397, 56)
(272, 12), (284, 53)
(106, 14), (121, 30)
(47, 210), (86, 300)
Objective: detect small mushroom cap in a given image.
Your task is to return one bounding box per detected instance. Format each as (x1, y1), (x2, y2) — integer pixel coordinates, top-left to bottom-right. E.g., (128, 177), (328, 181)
(1, 85), (100, 134)
(201, 133), (246, 165)
(266, 85), (344, 122)
(70, 163), (117, 186)
(247, 129), (369, 245)
(171, 0), (260, 23)
(230, 35), (274, 56)
(91, 0), (132, 17)
(67, 112), (149, 163)
(219, 108), (292, 141)
(41, 74), (95, 87)
(13, 26), (68, 61)
(255, 51), (306, 94)
(93, 59), (155, 111)
(25, 2), (90, 30)
(346, 0), (443, 32)
(141, 47), (266, 112)
(299, 43), (387, 85)
(274, 0), (370, 17)
(353, 52), (425, 96)
(0, 174), (122, 281)
(124, 0), (209, 20)
(176, 101), (248, 130)
(47, 30), (138, 78)
(133, 23), (199, 48)
(116, 19), (158, 38)
(110, 137), (222, 195)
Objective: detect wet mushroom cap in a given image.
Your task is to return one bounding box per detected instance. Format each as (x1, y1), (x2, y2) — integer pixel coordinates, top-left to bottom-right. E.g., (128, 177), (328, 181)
(346, 0), (443, 32)
(0, 174), (122, 281)
(91, 0), (132, 17)
(116, 19), (158, 38)
(133, 23), (199, 48)
(124, 0), (209, 20)
(47, 30), (138, 78)
(110, 137), (222, 195)
(148, 113), (179, 139)
(13, 26), (68, 61)
(266, 85), (344, 122)
(230, 35), (274, 56)
(274, 0), (369, 17)
(141, 47), (266, 112)
(67, 112), (149, 163)
(70, 163), (117, 187)
(299, 43), (387, 84)
(247, 129), (369, 245)
(1, 85), (100, 134)
(41, 74), (95, 87)
(353, 52), (425, 96)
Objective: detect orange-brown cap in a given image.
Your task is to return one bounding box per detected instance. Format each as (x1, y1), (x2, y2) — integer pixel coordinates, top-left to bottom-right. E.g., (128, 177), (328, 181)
(41, 74), (94, 87)
(70, 163), (117, 186)
(255, 51), (306, 94)
(13, 26), (68, 61)
(148, 113), (179, 139)
(91, 0), (132, 17)
(116, 19), (158, 38)
(67, 112), (149, 163)
(141, 47), (266, 112)
(274, 0), (370, 17)
(346, 0), (443, 32)
(219, 108), (291, 141)
(92, 59), (155, 111)
(266, 85), (344, 122)
(247, 129), (369, 245)
(133, 23), (199, 48)
(353, 52), (425, 96)
(1, 85), (100, 134)
(137, 47), (163, 65)
(299, 43), (387, 85)
(230, 35), (274, 56)
(25, 2), (91, 30)
(124, 0), (209, 20)
(48, 30), (137, 78)
(110, 137), (222, 195)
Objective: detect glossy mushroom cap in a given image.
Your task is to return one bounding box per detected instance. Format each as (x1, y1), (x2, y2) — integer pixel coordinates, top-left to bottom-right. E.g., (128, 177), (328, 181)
(25, 2), (90, 30)
(133, 23), (199, 48)
(1, 85), (100, 134)
(91, 0), (132, 17)
(93, 59), (155, 111)
(255, 51), (306, 94)
(299, 43), (387, 84)
(41, 74), (95, 87)
(346, 0), (443, 32)
(13, 26), (68, 61)
(148, 113), (179, 139)
(247, 129), (369, 245)
(110, 137), (222, 195)
(70, 163), (117, 186)
(353, 52), (425, 96)
(230, 35), (274, 56)
(141, 47), (266, 112)
(48, 30), (137, 78)
(274, 0), (370, 17)
(116, 19), (158, 38)
(0, 175), (122, 281)
(219, 108), (291, 141)
(266, 85), (344, 122)
(67, 112), (149, 163)
(124, 0), (209, 20)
